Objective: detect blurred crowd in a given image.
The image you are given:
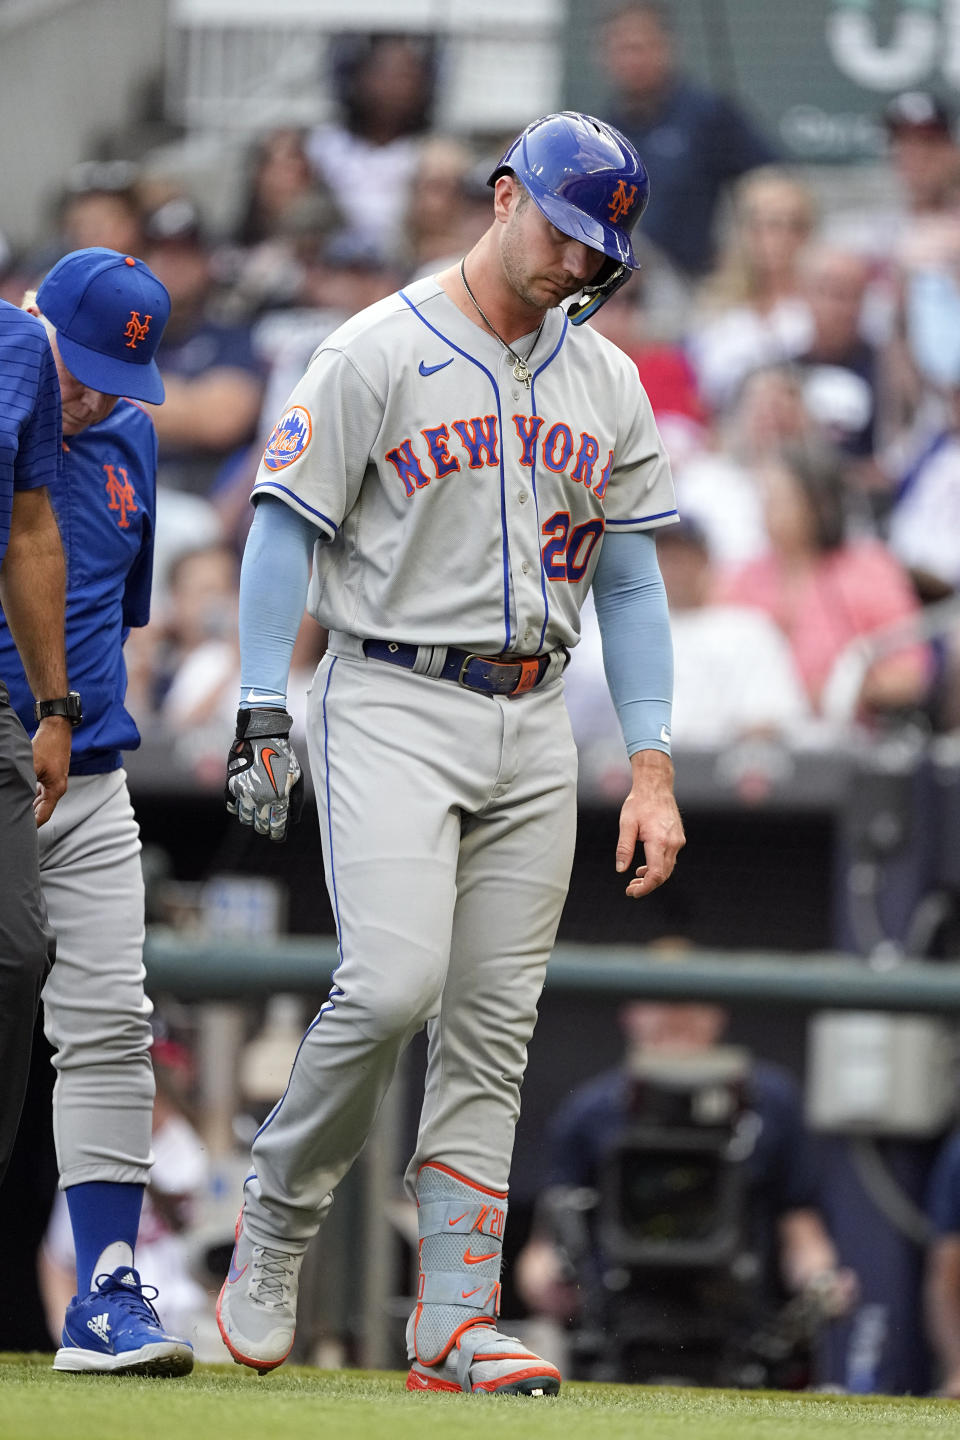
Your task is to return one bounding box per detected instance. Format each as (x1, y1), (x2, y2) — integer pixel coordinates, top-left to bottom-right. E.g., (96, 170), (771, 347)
(5, 6), (960, 790)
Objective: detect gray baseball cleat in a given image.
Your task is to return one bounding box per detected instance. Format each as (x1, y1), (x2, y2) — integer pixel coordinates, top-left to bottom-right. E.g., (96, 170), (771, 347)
(406, 1316), (562, 1395)
(216, 1214), (303, 1374)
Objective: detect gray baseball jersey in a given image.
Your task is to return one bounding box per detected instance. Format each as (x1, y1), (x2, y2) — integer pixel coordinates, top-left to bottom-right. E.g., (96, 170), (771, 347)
(253, 274), (677, 654)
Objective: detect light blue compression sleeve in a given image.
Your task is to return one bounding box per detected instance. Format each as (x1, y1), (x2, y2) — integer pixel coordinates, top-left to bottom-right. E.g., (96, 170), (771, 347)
(238, 496), (319, 709)
(590, 528), (674, 757)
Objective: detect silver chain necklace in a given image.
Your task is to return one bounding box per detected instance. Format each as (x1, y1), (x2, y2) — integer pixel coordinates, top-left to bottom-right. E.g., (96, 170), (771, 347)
(459, 260), (546, 388)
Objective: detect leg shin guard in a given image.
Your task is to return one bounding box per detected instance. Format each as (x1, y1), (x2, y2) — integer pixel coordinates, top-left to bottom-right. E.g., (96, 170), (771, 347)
(410, 1162), (506, 1365)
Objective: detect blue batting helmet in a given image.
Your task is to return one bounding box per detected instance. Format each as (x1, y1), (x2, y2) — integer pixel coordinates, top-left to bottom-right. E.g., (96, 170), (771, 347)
(489, 111), (650, 324)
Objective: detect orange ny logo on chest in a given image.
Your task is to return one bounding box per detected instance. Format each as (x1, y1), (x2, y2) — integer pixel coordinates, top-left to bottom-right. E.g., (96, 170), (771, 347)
(384, 414), (613, 500)
(124, 310), (151, 349)
(103, 463), (138, 529)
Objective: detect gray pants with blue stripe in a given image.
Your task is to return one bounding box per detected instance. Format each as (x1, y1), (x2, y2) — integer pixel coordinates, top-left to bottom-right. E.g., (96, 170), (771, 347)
(242, 647), (578, 1251)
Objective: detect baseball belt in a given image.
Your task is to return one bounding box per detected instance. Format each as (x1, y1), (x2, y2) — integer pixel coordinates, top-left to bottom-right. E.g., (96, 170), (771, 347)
(362, 640), (566, 697)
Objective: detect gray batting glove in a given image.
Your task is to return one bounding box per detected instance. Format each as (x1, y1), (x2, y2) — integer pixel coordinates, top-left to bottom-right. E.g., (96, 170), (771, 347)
(225, 708), (304, 842)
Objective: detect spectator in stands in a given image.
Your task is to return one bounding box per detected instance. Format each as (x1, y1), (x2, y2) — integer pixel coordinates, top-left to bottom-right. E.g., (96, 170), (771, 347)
(886, 93), (960, 230)
(792, 245), (881, 466)
(688, 168), (818, 414)
(564, 519), (811, 794)
(220, 128), (344, 321)
(516, 993), (854, 1385)
(399, 136), (478, 274)
(140, 198), (264, 495)
(58, 162), (143, 256)
(717, 441), (931, 723)
(673, 363), (816, 567)
(156, 543), (239, 711)
(28, 161), (144, 275)
(152, 542), (240, 783)
(208, 233), (400, 555)
(823, 93), (960, 375)
(587, 271), (705, 467)
(234, 128), (338, 249)
(155, 542), (324, 781)
(886, 215), (960, 599)
(253, 232), (400, 447)
(599, 2), (778, 279)
(307, 32), (436, 262)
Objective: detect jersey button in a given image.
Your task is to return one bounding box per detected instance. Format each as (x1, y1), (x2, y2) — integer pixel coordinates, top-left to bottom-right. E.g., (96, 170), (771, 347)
(521, 561), (530, 574)
(518, 491), (528, 504)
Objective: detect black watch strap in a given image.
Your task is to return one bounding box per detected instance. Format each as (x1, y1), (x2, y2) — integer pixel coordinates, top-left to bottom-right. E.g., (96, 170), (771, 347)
(35, 691), (83, 726)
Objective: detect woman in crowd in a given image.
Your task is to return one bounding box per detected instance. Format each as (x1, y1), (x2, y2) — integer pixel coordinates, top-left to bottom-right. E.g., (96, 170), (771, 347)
(688, 167), (818, 414)
(716, 440), (931, 724)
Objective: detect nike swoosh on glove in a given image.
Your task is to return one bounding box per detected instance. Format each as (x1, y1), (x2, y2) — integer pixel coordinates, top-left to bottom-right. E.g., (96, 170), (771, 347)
(225, 708), (304, 842)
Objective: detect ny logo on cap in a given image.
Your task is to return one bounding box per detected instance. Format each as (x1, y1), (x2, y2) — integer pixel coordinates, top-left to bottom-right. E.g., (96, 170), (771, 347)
(124, 310), (152, 349)
(608, 180), (638, 223)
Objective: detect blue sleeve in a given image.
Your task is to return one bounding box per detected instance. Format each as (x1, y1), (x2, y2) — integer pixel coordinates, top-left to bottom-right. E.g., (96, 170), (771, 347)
(927, 1133), (960, 1236)
(590, 529), (673, 757)
(238, 496), (318, 708)
(14, 320), (62, 492)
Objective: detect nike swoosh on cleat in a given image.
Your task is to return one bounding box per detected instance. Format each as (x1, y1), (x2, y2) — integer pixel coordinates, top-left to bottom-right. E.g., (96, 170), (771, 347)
(419, 359), (453, 377)
(461, 1286), (482, 1299)
(226, 1250), (248, 1285)
(463, 1249), (498, 1264)
(260, 747), (280, 794)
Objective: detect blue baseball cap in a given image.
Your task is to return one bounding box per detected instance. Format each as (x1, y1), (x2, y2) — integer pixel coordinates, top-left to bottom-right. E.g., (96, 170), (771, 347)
(36, 246), (170, 403)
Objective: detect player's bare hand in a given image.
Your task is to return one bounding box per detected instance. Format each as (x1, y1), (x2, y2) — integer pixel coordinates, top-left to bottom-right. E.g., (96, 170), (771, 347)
(225, 707), (304, 843)
(615, 749), (684, 899)
(32, 715), (71, 826)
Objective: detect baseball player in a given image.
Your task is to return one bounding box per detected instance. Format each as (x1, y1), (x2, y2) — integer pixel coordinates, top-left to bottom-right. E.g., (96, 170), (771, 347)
(0, 301), (70, 1191)
(0, 248), (193, 1375)
(219, 112), (685, 1394)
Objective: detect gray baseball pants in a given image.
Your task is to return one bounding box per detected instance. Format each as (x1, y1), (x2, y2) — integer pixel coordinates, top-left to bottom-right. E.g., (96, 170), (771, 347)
(0, 685), (55, 1188)
(38, 769), (155, 1188)
(242, 647), (578, 1252)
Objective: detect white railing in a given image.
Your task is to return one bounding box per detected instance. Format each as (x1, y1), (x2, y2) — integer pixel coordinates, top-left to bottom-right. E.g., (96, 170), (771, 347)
(165, 0), (563, 135)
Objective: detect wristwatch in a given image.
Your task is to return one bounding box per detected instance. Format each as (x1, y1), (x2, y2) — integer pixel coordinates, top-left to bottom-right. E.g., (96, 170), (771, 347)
(34, 692), (83, 726)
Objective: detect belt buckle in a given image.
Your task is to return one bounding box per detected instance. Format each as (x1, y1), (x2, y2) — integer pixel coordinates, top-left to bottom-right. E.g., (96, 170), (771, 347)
(457, 652), (480, 687)
(457, 652), (521, 695)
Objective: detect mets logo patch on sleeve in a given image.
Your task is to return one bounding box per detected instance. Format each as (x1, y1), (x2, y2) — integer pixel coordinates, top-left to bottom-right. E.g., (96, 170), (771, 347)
(263, 405), (312, 471)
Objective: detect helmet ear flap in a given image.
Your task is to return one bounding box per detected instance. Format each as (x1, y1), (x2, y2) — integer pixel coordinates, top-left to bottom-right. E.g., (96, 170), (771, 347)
(567, 262), (632, 326)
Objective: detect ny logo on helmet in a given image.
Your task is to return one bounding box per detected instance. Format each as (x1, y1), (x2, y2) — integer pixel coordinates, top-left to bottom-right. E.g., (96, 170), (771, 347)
(124, 310), (152, 349)
(608, 181), (639, 223)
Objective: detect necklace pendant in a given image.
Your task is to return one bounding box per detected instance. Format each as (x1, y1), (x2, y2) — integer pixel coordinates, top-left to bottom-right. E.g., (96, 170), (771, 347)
(513, 357), (532, 387)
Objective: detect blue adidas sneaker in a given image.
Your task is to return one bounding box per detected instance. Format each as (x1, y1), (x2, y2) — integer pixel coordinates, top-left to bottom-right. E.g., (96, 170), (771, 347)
(53, 1266), (194, 1376)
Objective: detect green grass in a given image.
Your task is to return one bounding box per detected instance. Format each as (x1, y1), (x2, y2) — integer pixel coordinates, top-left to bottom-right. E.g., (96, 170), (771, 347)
(0, 1355), (957, 1440)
